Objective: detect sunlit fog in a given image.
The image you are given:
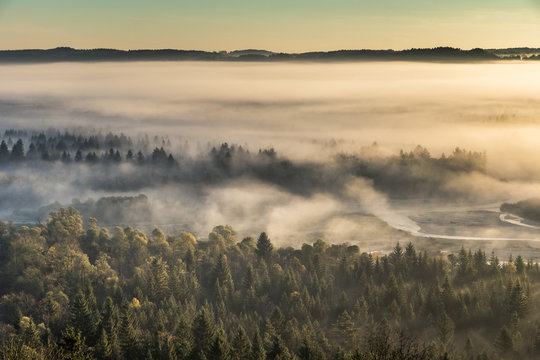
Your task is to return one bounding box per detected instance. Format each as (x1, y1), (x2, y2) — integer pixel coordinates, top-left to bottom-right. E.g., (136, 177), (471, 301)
(1, 61), (540, 250)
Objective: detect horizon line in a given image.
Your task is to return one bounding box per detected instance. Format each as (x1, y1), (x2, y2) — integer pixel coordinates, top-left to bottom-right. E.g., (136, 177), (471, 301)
(1, 45), (540, 53)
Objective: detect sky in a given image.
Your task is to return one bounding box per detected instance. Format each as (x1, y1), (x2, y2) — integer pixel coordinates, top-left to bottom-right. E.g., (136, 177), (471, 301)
(0, 0), (540, 51)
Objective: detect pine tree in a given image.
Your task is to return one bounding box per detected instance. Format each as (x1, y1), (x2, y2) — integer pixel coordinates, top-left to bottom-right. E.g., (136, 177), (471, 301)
(336, 310), (355, 347)
(96, 329), (113, 360)
(437, 312), (454, 351)
(84, 283), (99, 331)
(267, 335), (291, 360)
(213, 254), (233, 288)
(0, 140), (9, 162)
(191, 308), (214, 359)
(242, 265), (255, 291)
(22, 317), (41, 349)
(441, 276), (456, 315)
(514, 255), (525, 274)
(119, 308), (139, 359)
(250, 329), (265, 360)
(256, 232), (273, 261)
(71, 291), (96, 343)
(208, 329), (231, 360)
(231, 326), (251, 360)
(298, 338), (326, 360)
(99, 297), (119, 353)
(75, 149), (83, 162)
(10, 139), (24, 160)
(149, 257), (170, 303)
(59, 326), (92, 360)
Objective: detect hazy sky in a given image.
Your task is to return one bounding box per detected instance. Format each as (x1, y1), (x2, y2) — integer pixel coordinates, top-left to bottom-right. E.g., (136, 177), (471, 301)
(0, 0), (540, 51)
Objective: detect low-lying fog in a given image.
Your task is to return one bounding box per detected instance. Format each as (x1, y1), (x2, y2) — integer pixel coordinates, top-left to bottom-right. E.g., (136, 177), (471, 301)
(2, 61), (540, 253)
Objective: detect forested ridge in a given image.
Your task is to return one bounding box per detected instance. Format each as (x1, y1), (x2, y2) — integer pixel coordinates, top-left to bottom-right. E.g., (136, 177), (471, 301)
(0, 47), (498, 63)
(0, 207), (539, 359)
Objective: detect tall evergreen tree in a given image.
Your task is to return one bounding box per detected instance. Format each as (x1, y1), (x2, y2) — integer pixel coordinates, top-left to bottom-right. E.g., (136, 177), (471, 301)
(10, 139), (24, 161)
(231, 326), (251, 360)
(96, 329), (113, 360)
(119, 308), (139, 359)
(0, 140), (9, 162)
(256, 232), (273, 261)
(213, 254), (233, 289)
(208, 329), (231, 360)
(250, 329), (265, 360)
(191, 308), (214, 359)
(70, 291), (96, 343)
(267, 335), (291, 360)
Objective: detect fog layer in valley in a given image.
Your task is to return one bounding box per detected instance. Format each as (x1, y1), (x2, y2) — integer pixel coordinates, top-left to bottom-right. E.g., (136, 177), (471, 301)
(2, 61), (540, 251)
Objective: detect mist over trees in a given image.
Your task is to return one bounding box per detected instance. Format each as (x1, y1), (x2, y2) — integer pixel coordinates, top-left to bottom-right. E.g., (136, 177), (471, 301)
(501, 198), (540, 223)
(0, 129), (490, 207)
(1, 208), (540, 359)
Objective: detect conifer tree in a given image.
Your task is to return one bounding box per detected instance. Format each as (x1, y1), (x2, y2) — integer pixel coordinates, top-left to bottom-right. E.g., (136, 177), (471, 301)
(96, 329), (113, 360)
(250, 329), (265, 360)
(71, 291), (96, 343)
(10, 139), (24, 161)
(231, 326), (251, 360)
(256, 232), (273, 261)
(0, 140), (10, 162)
(191, 308), (214, 359)
(267, 335), (291, 360)
(336, 311), (355, 347)
(59, 327), (92, 360)
(213, 254), (233, 288)
(119, 308), (139, 359)
(208, 329), (231, 360)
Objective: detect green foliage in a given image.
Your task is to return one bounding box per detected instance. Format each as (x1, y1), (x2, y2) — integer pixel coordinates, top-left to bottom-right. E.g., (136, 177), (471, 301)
(191, 308), (214, 359)
(3, 208), (540, 359)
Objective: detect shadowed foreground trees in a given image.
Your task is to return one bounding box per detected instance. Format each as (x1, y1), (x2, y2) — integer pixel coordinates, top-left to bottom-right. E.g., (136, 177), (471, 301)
(1, 208), (540, 359)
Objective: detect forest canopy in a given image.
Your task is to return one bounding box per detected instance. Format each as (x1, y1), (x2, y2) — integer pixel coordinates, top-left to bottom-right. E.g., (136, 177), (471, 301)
(0, 207), (539, 359)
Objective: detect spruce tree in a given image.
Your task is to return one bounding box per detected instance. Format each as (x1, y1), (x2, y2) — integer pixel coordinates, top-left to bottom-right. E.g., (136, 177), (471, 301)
(99, 297), (119, 351)
(256, 232), (273, 261)
(267, 335), (291, 360)
(213, 254), (233, 289)
(231, 326), (251, 360)
(59, 327), (92, 360)
(191, 308), (214, 359)
(96, 329), (113, 360)
(119, 308), (139, 359)
(10, 139), (24, 161)
(298, 338), (326, 360)
(250, 329), (265, 360)
(208, 329), (231, 360)
(0, 140), (9, 162)
(71, 291), (96, 343)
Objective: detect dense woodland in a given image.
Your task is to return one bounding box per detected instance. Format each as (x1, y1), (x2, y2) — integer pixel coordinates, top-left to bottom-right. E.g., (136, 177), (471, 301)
(0, 130), (489, 202)
(0, 207), (540, 359)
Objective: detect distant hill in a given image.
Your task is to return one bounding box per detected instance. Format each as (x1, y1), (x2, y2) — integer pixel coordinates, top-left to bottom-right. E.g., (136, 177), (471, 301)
(0, 46), (504, 63)
(229, 49), (275, 57)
